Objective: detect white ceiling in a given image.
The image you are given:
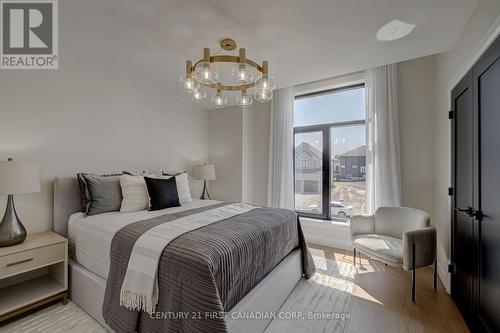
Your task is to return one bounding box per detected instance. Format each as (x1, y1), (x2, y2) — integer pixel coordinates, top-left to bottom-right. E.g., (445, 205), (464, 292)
(94, 0), (479, 107)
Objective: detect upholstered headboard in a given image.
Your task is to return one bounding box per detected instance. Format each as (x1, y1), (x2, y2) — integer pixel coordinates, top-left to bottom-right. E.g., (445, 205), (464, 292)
(54, 177), (81, 237)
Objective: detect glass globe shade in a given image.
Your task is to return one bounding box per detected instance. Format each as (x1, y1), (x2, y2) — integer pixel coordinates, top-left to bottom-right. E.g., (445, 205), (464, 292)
(237, 93), (253, 108)
(179, 74), (199, 93)
(194, 62), (219, 84)
(192, 88), (207, 102)
(254, 75), (276, 91)
(254, 89), (273, 102)
(231, 64), (254, 84)
(211, 93), (228, 107)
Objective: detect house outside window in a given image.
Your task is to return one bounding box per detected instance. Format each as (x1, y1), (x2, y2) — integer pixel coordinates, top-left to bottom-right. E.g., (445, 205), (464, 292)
(293, 84), (366, 221)
(304, 180), (319, 193)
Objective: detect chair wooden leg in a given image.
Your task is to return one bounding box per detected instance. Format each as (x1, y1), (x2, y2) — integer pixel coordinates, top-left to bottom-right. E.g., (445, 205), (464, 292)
(434, 258), (437, 291)
(353, 248), (356, 266)
(412, 242), (416, 303)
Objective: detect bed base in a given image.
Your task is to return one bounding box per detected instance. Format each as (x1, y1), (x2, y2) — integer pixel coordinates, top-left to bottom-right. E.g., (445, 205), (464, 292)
(69, 249), (302, 333)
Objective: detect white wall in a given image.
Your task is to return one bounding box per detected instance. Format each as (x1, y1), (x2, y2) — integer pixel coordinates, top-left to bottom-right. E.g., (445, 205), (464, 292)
(242, 108), (256, 203)
(208, 102), (270, 204)
(242, 102), (271, 206)
(434, 0), (500, 291)
(208, 107), (244, 202)
(0, 0), (209, 234)
(398, 56), (436, 219)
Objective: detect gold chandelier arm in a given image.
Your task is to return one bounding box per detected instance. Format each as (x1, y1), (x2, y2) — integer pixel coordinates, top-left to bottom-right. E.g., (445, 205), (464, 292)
(239, 48), (246, 64)
(193, 55), (263, 73)
(195, 80), (255, 91)
(262, 61), (268, 75)
(203, 48), (211, 62)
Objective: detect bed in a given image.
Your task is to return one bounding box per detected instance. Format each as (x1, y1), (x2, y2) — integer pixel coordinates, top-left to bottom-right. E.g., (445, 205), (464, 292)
(53, 177), (314, 333)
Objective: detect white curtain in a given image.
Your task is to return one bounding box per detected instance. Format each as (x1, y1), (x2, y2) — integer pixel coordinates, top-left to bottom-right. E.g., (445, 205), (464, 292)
(365, 64), (401, 213)
(268, 87), (295, 209)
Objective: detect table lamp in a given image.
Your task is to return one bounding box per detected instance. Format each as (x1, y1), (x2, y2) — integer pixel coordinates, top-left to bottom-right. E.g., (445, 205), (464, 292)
(0, 158), (40, 247)
(194, 164), (216, 200)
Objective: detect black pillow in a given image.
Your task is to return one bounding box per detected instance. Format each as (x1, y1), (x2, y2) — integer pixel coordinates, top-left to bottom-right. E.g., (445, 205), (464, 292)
(144, 176), (181, 211)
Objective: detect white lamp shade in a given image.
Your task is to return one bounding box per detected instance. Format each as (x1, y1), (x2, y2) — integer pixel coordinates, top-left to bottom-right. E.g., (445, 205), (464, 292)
(0, 160), (40, 195)
(195, 164), (216, 181)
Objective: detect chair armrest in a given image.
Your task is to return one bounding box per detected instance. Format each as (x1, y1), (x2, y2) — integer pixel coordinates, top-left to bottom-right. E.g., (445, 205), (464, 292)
(402, 227), (436, 271)
(350, 215), (375, 238)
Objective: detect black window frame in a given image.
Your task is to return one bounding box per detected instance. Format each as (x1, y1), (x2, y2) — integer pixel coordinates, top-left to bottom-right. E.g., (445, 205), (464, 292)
(293, 83), (365, 220)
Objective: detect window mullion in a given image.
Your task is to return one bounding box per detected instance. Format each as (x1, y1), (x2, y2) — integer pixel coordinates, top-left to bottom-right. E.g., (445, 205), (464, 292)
(322, 128), (330, 220)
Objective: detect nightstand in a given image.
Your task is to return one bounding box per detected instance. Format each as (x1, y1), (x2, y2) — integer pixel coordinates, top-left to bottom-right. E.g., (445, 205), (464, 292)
(0, 231), (68, 322)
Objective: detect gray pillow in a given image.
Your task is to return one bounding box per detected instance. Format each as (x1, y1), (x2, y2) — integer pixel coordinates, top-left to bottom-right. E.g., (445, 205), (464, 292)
(78, 174), (122, 216)
(77, 173), (120, 212)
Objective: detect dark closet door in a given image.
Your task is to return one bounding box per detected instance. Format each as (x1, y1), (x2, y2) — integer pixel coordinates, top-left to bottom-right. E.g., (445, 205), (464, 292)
(474, 36), (500, 333)
(451, 70), (476, 322)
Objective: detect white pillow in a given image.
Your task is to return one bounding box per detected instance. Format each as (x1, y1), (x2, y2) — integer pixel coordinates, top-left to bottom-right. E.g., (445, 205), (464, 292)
(119, 175), (149, 212)
(162, 173), (192, 204)
(120, 173), (192, 212)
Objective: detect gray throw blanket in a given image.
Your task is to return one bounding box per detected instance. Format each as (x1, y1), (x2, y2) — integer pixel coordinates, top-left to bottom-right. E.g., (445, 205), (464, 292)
(102, 202), (315, 333)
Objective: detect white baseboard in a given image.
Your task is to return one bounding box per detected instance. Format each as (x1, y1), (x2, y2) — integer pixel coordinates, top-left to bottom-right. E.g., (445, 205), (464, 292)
(437, 246), (451, 293)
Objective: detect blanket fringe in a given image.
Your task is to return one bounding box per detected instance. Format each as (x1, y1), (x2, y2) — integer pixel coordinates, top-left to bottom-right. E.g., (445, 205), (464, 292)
(120, 288), (158, 315)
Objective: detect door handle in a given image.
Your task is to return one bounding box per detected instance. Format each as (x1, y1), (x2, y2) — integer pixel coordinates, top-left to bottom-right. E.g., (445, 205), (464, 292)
(455, 206), (484, 220)
(455, 206), (475, 217)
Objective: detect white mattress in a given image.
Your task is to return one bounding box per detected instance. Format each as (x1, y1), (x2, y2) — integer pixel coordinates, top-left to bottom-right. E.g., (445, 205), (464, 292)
(68, 199), (221, 280)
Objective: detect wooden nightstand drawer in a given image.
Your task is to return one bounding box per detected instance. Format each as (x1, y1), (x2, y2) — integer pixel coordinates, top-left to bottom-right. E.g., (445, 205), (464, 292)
(0, 242), (65, 279)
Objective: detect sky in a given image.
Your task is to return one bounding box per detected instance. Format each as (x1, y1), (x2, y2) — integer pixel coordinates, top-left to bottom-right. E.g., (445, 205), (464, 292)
(294, 87), (366, 156)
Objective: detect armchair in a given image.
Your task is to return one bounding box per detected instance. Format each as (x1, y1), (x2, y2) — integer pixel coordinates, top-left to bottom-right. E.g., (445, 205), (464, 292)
(350, 206), (436, 302)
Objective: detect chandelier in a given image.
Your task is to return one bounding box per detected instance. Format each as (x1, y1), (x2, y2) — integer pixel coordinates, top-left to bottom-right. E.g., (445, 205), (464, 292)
(179, 39), (276, 108)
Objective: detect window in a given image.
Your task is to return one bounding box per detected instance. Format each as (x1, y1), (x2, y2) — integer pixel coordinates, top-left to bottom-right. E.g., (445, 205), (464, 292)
(294, 84), (366, 221)
(295, 180), (302, 193)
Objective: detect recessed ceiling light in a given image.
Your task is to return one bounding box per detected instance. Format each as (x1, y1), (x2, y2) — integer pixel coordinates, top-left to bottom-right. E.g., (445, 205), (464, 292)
(376, 19), (416, 41)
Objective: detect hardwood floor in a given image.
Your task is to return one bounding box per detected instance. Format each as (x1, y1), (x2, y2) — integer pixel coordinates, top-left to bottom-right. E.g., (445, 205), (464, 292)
(308, 244), (469, 333)
(1, 243), (468, 333)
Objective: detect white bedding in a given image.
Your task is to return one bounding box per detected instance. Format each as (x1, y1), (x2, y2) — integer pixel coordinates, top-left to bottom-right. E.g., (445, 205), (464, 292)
(68, 199), (221, 280)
